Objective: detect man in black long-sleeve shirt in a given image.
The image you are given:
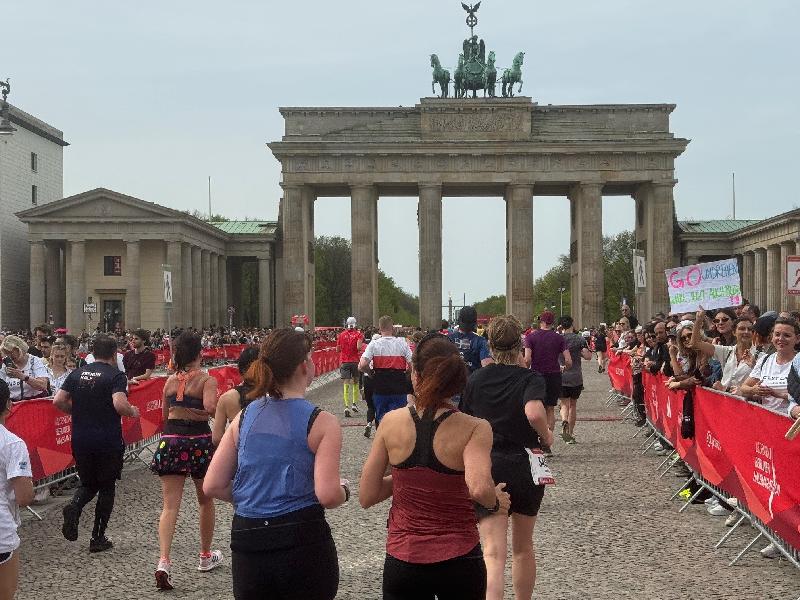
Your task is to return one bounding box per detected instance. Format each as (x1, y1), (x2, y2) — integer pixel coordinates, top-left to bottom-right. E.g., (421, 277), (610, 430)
(644, 321), (674, 377)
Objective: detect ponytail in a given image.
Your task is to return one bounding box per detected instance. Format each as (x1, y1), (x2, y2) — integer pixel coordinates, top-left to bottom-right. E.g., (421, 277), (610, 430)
(412, 337), (467, 411)
(245, 328), (313, 401)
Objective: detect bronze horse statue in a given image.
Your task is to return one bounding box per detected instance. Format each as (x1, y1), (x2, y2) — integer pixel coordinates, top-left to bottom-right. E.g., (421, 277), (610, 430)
(430, 54), (450, 98)
(501, 52), (525, 97)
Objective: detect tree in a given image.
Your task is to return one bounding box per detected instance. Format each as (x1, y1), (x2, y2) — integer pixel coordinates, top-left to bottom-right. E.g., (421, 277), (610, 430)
(314, 236), (419, 326)
(472, 230), (636, 324)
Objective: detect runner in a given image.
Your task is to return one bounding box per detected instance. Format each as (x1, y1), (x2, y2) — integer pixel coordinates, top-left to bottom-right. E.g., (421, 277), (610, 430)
(360, 334), (509, 600)
(594, 324), (608, 373)
(54, 335), (139, 552)
(448, 306), (493, 375)
(0, 380), (34, 600)
(461, 315), (551, 600)
(211, 347), (259, 446)
(151, 332), (222, 590)
(558, 316), (592, 444)
(358, 316), (412, 427)
(337, 317), (364, 418)
(523, 311), (571, 456)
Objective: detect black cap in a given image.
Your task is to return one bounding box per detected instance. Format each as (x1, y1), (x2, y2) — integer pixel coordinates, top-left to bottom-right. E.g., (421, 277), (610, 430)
(753, 313), (778, 338)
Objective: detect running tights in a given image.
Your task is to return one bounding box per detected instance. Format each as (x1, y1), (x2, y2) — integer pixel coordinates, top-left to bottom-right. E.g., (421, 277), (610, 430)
(382, 547), (486, 600)
(70, 483), (116, 539)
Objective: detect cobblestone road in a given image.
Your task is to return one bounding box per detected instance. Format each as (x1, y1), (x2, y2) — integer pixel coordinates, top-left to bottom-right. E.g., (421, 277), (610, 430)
(16, 367), (800, 599)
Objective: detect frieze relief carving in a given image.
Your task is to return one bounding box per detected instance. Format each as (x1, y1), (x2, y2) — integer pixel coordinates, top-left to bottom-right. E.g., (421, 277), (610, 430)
(426, 111), (521, 133)
(284, 152), (670, 174)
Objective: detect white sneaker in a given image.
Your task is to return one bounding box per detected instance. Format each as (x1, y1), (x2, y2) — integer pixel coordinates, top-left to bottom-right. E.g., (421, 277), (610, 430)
(760, 543), (780, 559)
(704, 496), (718, 506)
(197, 550), (223, 572)
(351, 404), (359, 413)
(725, 513), (740, 528)
(707, 504), (730, 517)
(653, 441), (664, 451)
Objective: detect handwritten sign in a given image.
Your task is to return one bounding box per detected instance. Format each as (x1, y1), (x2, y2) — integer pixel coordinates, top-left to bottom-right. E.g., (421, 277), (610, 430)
(665, 258), (741, 314)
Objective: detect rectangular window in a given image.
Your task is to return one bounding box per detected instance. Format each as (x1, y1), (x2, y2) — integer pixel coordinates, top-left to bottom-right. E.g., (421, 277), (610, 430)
(31, 152), (38, 172)
(31, 185), (37, 205)
(103, 256), (122, 276)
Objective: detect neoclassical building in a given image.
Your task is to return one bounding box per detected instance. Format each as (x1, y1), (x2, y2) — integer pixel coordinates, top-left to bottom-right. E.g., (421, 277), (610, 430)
(677, 208), (800, 312)
(17, 188), (277, 332)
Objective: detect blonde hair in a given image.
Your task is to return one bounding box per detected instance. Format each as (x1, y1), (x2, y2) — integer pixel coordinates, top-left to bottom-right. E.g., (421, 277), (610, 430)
(1, 335), (28, 355)
(488, 315), (524, 365)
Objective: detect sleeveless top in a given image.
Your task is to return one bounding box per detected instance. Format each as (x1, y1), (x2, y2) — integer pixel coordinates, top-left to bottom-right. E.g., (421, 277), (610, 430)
(232, 397), (321, 519)
(387, 406), (480, 564)
(167, 393), (205, 411)
(235, 383), (253, 410)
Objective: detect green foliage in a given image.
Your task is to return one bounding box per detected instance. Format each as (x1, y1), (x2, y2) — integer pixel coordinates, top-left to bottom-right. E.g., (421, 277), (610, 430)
(185, 209), (230, 222)
(473, 230), (636, 324)
(314, 236), (419, 326)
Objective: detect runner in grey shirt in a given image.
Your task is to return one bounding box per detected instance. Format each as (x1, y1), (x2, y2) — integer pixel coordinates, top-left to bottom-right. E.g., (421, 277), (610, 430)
(558, 316), (593, 444)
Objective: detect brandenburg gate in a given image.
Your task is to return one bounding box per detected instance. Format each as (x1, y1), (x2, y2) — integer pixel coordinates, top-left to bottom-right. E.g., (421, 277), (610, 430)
(269, 97), (688, 328)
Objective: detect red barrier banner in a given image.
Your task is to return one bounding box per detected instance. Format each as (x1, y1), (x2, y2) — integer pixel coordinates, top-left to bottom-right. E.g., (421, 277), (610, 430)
(123, 377), (167, 445)
(642, 372), (698, 470)
(607, 352), (633, 397)
(6, 399), (74, 481)
(209, 365), (242, 397)
(693, 387), (800, 549)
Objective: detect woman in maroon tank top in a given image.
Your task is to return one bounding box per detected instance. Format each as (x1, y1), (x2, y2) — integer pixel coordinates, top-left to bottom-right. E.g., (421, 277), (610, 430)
(360, 335), (510, 600)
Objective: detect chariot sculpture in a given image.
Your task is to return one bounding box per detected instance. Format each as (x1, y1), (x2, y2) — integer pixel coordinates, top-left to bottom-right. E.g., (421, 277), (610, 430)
(429, 2), (524, 99)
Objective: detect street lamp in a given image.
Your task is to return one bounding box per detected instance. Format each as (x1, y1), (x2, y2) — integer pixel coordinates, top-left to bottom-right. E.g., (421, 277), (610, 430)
(557, 287), (566, 316)
(0, 79), (16, 136)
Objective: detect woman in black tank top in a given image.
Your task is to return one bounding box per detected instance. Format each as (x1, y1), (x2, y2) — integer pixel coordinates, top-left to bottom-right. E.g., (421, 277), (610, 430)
(211, 347), (258, 447)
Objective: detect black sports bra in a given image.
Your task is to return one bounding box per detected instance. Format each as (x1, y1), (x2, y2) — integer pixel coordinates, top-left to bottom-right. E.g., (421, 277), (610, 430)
(167, 393), (205, 411)
(394, 406), (461, 475)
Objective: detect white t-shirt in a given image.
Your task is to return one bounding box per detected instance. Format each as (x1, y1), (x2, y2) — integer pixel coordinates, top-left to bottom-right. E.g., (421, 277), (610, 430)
(713, 344), (756, 391)
(86, 353), (125, 373)
(0, 354), (50, 401)
(0, 424), (32, 553)
(750, 353), (791, 413)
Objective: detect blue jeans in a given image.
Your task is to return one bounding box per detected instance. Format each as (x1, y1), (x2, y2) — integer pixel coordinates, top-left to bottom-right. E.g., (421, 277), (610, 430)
(373, 394), (408, 425)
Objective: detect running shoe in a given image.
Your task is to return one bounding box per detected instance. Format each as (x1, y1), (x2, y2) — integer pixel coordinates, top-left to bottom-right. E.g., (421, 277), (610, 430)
(760, 543), (780, 559)
(542, 445), (553, 457)
(561, 421), (570, 442)
(155, 559), (174, 591)
(344, 408), (352, 418)
(707, 504), (730, 517)
(351, 404), (359, 413)
(62, 503), (80, 542)
(363, 422), (372, 438)
(89, 536), (113, 553)
(704, 497), (718, 506)
(725, 513), (740, 528)
(566, 436), (577, 445)
(198, 550), (223, 572)
(598, 365), (603, 373)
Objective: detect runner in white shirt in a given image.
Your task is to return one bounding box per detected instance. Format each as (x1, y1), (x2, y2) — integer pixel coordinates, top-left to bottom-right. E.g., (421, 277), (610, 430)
(0, 379), (35, 599)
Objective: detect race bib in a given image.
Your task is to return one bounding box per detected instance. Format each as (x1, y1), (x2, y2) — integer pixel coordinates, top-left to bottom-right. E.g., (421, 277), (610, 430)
(526, 448), (555, 485)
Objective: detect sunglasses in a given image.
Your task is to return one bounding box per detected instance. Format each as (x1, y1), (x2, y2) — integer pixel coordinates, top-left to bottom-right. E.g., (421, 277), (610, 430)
(713, 317), (731, 324)
(680, 334), (693, 341)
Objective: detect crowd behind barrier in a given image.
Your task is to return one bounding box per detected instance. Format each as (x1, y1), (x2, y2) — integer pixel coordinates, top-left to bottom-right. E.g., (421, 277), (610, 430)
(5, 345), (340, 493)
(606, 352), (800, 566)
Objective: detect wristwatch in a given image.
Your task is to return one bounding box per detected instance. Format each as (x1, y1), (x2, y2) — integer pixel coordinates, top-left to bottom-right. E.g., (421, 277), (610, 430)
(485, 498), (500, 513)
(23, 375), (29, 383)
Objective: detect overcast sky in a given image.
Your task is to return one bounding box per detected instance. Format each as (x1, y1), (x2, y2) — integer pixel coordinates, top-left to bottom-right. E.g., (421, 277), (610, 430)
(6, 1), (798, 303)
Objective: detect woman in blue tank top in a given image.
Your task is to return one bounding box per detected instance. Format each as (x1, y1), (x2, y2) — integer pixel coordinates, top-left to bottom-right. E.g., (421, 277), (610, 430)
(204, 328), (348, 600)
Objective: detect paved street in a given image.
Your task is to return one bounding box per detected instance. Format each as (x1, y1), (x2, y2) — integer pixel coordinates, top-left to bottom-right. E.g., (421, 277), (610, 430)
(16, 366), (800, 599)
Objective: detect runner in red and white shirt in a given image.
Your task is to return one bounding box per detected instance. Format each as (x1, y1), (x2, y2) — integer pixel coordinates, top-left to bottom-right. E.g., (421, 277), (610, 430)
(337, 317), (364, 418)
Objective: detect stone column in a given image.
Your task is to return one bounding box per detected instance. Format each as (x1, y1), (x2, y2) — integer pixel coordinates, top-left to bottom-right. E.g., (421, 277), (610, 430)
(418, 184), (443, 330)
(29, 240), (46, 330)
(191, 246), (202, 328)
(125, 240), (141, 329)
(229, 259), (242, 325)
(742, 251), (755, 304)
(505, 184), (534, 322)
(780, 242), (792, 312)
(634, 182), (675, 318)
(766, 244), (781, 312)
(218, 255), (227, 327)
(166, 241), (183, 327)
(569, 183), (604, 328)
(281, 185), (315, 324)
(210, 252), (219, 327)
(201, 250), (211, 328)
(753, 248), (767, 309)
(67, 241), (86, 334)
(181, 244), (192, 328)
(258, 257), (272, 328)
(351, 184), (379, 327)
(45, 242), (62, 327)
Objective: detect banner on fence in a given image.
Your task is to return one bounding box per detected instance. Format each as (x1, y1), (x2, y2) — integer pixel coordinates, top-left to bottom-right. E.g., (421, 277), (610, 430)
(607, 352), (633, 398)
(664, 258), (742, 314)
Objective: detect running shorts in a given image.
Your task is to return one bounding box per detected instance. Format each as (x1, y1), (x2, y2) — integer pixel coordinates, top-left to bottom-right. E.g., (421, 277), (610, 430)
(383, 545), (486, 600)
(560, 385), (583, 400)
(0, 551), (13, 565)
(541, 373), (562, 407)
(151, 419), (214, 480)
(476, 451), (545, 517)
(373, 394), (408, 425)
(339, 362), (358, 380)
(74, 449), (124, 489)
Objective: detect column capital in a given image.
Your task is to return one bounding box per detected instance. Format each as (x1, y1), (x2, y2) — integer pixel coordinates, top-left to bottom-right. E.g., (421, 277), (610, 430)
(418, 182), (443, 192)
(505, 182), (533, 192)
(123, 238), (141, 245)
(280, 182), (306, 191)
(650, 179), (678, 189)
(67, 239), (85, 245)
(29, 239), (46, 247)
(350, 183), (377, 192)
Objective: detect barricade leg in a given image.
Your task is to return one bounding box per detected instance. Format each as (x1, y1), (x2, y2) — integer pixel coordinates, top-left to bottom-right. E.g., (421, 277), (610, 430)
(25, 505), (44, 521)
(659, 453), (681, 477)
(638, 428), (657, 450)
(678, 483), (704, 513)
(669, 475), (694, 501)
(729, 532), (763, 566)
(715, 514), (747, 549)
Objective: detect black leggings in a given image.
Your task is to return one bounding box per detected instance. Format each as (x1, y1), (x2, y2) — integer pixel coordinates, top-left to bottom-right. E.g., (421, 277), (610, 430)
(364, 376), (376, 423)
(383, 545), (486, 600)
(71, 450), (123, 539)
(231, 508), (339, 600)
